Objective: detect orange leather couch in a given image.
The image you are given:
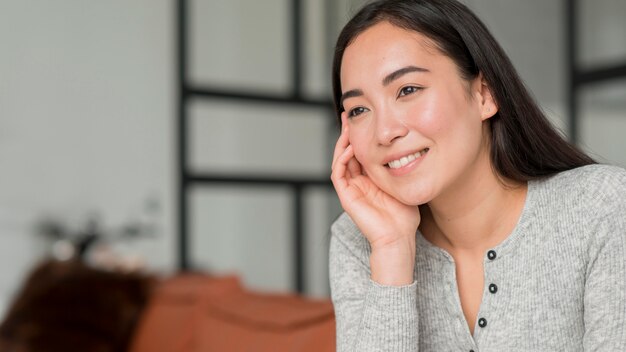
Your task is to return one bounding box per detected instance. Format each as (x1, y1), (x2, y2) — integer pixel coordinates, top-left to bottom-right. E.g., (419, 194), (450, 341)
(130, 274), (336, 352)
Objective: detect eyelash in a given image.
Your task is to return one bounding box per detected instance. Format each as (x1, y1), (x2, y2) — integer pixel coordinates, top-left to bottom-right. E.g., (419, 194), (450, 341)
(398, 85), (422, 97)
(347, 106), (368, 118)
(346, 85), (423, 118)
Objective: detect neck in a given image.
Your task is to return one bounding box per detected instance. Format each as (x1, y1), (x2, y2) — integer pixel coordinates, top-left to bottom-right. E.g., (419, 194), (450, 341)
(419, 154), (527, 257)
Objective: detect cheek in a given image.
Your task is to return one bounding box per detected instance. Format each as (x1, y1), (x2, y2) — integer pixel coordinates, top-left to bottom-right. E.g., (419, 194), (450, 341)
(407, 100), (447, 137)
(409, 88), (479, 142)
(348, 129), (369, 164)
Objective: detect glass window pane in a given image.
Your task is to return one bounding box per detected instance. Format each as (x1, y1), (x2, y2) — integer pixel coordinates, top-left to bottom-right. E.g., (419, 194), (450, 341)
(580, 79), (626, 167)
(190, 185), (293, 292)
(189, 99), (334, 176)
(302, 0), (331, 100)
(189, 0), (290, 94)
(579, 0), (626, 68)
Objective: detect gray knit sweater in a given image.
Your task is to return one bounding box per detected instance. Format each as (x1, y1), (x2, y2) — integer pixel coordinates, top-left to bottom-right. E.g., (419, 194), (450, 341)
(329, 164), (626, 352)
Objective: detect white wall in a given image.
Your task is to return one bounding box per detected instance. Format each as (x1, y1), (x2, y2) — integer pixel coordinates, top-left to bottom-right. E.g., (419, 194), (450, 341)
(0, 0), (175, 316)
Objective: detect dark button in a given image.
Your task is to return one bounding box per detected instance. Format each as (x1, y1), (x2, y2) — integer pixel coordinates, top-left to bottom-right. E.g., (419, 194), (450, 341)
(489, 283), (498, 294)
(478, 317), (487, 328)
(470, 350), (475, 352)
(487, 250), (497, 260)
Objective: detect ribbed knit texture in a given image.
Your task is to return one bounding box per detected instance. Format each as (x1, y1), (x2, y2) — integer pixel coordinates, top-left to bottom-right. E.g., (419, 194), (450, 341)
(329, 164), (626, 352)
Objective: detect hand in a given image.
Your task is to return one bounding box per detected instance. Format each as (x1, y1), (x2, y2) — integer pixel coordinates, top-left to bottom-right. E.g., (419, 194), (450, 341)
(331, 118), (420, 285)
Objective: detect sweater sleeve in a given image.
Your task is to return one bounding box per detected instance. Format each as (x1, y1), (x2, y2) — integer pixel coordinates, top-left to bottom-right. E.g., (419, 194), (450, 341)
(583, 180), (626, 350)
(329, 215), (419, 352)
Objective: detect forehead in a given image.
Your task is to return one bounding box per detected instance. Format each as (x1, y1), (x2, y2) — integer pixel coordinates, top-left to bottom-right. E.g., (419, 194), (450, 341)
(340, 21), (450, 86)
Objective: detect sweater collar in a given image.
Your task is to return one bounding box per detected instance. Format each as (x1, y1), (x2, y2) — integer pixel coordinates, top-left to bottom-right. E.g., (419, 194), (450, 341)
(415, 178), (538, 263)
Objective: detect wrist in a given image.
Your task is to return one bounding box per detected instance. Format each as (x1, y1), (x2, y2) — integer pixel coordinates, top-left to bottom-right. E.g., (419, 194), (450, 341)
(369, 240), (416, 286)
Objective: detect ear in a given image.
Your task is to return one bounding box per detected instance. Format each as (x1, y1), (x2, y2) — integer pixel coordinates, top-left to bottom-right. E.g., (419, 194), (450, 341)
(474, 72), (498, 121)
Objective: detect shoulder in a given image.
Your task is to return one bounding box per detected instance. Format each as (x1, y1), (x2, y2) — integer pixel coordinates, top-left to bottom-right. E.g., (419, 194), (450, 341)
(548, 164), (626, 187)
(529, 165), (626, 270)
(531, 165), (626, 251)
(537, 164), (626, 211)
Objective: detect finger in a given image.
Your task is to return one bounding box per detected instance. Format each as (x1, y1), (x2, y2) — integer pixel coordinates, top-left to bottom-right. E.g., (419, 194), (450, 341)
(331, 144), (355, 190)
(331, 126), (349, 170)
(340, 114), (361, 177)
(333, 143), (354, 180)
(347, 154), (362, 176)
(340, 112), (349, 128)
(331, 112), (350, 170)
(331, 128), (348, 170)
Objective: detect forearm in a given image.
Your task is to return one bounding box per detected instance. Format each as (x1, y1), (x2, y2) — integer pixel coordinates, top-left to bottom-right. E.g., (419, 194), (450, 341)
(336, 280), (419, 352)
(330, 219), (419, 352)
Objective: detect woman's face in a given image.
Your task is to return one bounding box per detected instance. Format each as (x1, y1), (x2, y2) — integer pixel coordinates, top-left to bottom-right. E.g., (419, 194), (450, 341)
(340, 21), (497, 206)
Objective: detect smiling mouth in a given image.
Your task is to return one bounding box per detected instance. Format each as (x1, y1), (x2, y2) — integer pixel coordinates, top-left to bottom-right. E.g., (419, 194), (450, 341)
(386, 148), (429, 169)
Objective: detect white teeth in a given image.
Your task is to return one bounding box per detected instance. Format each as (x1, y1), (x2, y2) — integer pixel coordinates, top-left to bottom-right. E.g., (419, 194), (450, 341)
(387, 148), (428, 169)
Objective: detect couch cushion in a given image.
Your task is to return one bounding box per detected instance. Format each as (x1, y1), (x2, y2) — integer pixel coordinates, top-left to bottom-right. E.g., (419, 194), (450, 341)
(130, 274), (335, 352)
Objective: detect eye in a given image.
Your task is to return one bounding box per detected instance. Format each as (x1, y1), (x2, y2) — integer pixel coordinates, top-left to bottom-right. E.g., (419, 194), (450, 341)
(347, 106), (369, 118)
(398, 85), (422, 97)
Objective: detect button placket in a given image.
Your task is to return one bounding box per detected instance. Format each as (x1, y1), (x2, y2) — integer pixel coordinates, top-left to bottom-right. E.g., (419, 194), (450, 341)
(485, 250), (498, 296)
(477, 250), (498, 337)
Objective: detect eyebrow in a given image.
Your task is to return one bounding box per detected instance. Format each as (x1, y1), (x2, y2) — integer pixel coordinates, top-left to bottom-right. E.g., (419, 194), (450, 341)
(340, 65), (429, 108)
(340, 89), (364, 108)
(382, 65), (429, 86)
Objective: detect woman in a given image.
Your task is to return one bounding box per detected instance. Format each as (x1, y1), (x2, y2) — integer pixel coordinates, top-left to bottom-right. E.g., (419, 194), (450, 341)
(328, 0), (626, 351)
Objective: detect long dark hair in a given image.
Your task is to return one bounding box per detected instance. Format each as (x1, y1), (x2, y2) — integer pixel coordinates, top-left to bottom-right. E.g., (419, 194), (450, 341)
(332, 0), (595, 182)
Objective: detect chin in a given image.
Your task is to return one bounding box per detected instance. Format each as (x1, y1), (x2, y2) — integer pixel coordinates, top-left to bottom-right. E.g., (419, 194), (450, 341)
(399, 197), (430, 207)
(389, 188), (434, 207)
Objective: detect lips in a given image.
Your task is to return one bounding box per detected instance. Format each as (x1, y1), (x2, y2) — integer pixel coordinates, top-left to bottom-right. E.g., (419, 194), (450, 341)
(386, 148), (429, 169)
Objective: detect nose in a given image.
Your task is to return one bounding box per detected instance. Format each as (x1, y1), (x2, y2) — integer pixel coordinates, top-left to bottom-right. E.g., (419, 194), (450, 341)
(375, 109), (409, 146)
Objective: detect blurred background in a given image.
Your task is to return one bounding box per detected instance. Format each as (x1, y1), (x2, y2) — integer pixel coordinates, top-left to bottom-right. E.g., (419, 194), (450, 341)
(0, 0), (625, 320)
